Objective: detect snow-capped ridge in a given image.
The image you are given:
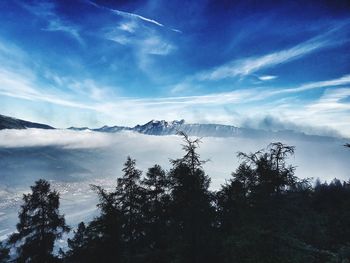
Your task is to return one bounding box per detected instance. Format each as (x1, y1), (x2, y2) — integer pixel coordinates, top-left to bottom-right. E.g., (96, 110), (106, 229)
(0, 114), (341, 141)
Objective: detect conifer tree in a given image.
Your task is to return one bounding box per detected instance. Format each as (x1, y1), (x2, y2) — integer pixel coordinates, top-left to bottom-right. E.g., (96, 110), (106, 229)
(65, 222), (87, 261)
(141, 165), (170, 262)
(64, 204), (122, 263)
(115, 156), (144, 262)
(217, 142), (318, 262)
(168, 132), (215, 263)
(89, 184), (123, 262)
(9, 179), (69, 263)
(0, 241), (10, 262)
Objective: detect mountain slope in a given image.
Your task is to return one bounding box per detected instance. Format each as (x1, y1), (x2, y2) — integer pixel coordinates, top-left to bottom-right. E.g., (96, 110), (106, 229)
(132, 120), (241, 137)
(0, 115), (341, 142)
(0, 114), (54, 130)
(89, 120), (338, 142)
(73, 119), (243, 137)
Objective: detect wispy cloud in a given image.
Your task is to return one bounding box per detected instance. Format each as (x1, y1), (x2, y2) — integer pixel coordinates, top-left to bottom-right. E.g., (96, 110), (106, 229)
(140, 36), (175, 55)
(308, 88), (350, 112)
(112, 9), (164, 27)
(0, 68), (95, 110)
(258, 75), (277, 81)
(1, 35), (349, 136)
(278, 74), (350, 94)
(43, 19), (83, 44)
(96, 0), (177, 75)
(118, 21), (138, 33)
(19, 1), (83, 44)
(0, 39), (95, 110)
(87, 0), (181, 33)
(198, 39), (327, 80)
(197, 25), (349, 81)
(259, 74), (350, 99)
(171, 28), (182, 33)
(1, 44), (349, 129)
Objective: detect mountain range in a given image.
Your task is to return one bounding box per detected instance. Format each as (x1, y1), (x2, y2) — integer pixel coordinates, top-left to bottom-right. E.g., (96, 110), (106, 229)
(0, 114), (340, 141)
(69, 119), (245, 137)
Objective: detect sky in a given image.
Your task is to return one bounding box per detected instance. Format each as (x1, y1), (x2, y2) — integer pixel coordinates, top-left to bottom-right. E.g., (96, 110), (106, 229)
(0, 0), (350, 136)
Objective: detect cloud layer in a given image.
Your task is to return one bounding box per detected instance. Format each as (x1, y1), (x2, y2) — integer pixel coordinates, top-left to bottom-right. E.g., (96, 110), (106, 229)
(1, 128), (349, 240)
(0, 128), (349, 183)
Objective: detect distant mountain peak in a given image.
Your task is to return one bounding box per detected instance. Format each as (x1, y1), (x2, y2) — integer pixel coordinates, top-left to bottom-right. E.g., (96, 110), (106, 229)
(142, 119), (185, 128)
(0, 114), (54, 130)
(0, 115), (339, 142)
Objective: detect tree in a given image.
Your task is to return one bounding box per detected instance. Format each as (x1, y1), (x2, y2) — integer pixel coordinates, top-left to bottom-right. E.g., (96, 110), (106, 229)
(0, 241), (10, 262)
(115, 156), (145, 262)
(86, 185), (123, 263)
(141, 165), (170, 262)
(64, 209), (122, 263)
(64, 222), (89, 262)
(9, 179), (69, 263)
(64, 180), (124, 263)
(237, 142), (297, 196)
(64, 157), (143, 263)
(216, 163), (253, 234)
(216, 142), (321, 263)
(168, 132), (216, 263)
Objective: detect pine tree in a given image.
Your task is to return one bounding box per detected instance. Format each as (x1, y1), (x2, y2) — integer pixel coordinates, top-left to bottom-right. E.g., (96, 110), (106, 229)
(237, 142), (297, 196)
(115, 156), (144, 262)
(64, 222), (90, 262)
(141, 165), (170, 262)
(64, 208), (122, 263)
(64, 182), (123, 263)
(0, 241), (10, 262)
(217, 142), (319, 263)
(216, 163), (253, 234)
(168, 132), (215, 263)
(9, 179), (69, 263)
(89, 185), (123, 263)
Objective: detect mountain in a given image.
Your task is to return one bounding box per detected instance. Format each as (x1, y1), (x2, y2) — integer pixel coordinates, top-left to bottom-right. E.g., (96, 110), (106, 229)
(1, 114), (340, 141)
(70, 119), (243, 137)
(132, 119), (241, 137)
(0, 114), (54, 130)
(82, 120), (338, 142)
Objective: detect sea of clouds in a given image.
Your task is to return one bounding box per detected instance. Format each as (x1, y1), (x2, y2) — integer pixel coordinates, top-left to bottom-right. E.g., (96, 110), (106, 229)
(0, 128), (349, 241)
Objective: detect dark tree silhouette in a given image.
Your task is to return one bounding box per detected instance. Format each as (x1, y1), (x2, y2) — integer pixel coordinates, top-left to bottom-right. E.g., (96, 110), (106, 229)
(237, 142), (298, 195)
(115, 156), (145, 262)
(217, 142), (337, 263)
(64, 179), (124, 262)
(64, 203), (122, 263)
(9, 179), (69, 263)
(8, 139), (350, 263)
(140, 165), (170, 263)
(64, 222), (88, 262)
(168, 132), (216, 263)
(0, 241), (10, 262)
(172, 131), (208, 173)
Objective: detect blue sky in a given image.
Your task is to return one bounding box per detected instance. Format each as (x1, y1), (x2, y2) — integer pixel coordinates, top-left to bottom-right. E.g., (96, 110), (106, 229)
(0, 0), (350, 136)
